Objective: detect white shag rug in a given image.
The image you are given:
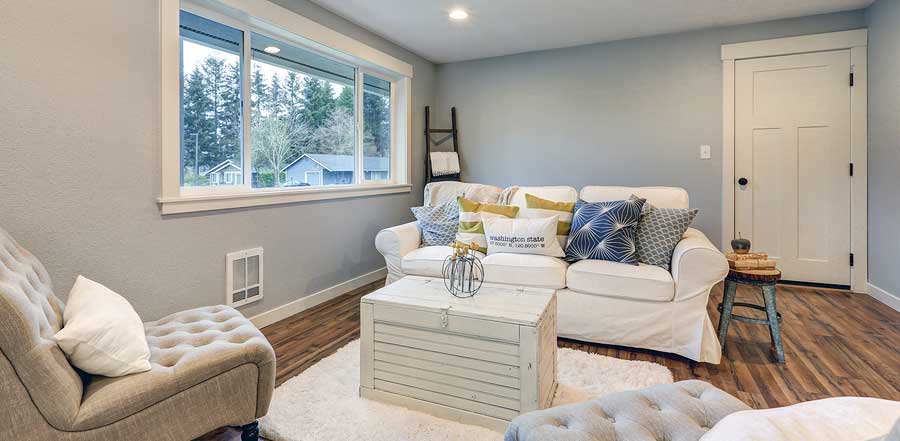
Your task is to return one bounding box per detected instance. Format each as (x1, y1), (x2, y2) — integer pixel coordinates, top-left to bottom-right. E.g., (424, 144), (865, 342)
(260, 340), (672, 441)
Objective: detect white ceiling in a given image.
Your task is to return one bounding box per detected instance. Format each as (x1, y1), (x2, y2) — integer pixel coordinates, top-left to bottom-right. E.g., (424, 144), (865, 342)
(308, 0), (872, 63)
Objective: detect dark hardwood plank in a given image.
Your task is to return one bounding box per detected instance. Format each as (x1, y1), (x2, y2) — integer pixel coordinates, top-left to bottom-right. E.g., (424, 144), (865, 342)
(200, 279), (900, 440)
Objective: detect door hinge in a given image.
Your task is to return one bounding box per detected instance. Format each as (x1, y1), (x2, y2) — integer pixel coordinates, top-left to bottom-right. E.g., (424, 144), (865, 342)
(850, 253), (855, 267)
(850, 163), (854, 176)
(850, 72), (854, 87)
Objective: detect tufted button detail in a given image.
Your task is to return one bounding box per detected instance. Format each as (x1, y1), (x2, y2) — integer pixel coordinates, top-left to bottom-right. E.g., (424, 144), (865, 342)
(228, 335), (250, 344)
(142, 305), (272, 371)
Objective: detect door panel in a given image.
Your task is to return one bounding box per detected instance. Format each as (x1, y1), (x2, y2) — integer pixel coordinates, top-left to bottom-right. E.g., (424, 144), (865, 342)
(735, 50), (851, 285)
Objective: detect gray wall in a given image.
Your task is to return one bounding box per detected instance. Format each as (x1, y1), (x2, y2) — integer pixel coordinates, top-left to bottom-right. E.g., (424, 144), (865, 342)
(434, 11), (867, 246)
(866, 0), (900, 297)
(0, 0), (434, 320)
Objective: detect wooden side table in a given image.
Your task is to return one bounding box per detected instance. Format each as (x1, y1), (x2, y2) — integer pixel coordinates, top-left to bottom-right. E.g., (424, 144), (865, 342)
(717, 268), (785, 363)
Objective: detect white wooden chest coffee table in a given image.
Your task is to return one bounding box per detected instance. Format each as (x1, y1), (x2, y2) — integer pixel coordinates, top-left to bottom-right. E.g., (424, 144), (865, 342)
(359, 276), (557, 431)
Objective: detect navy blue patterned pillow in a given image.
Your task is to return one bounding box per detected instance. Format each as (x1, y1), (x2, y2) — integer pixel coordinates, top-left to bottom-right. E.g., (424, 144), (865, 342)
(564, 198), (646, 264)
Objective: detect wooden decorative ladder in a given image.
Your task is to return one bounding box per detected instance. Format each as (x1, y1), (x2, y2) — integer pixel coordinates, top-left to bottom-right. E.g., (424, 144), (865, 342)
(424, 106), (461, 183)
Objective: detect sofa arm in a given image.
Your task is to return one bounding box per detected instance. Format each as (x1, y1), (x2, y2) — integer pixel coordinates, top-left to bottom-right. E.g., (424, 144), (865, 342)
(375, 221), (422, 284)
(671, 228), (728, 302)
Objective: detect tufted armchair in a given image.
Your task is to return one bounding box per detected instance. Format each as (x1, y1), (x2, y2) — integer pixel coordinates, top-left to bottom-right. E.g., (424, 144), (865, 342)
(0, 227), (275, 441)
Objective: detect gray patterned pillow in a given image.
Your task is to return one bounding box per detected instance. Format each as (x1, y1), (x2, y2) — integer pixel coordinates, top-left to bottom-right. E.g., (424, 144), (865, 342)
(411, 200), (459, 247)
(634, 201), (698, 270)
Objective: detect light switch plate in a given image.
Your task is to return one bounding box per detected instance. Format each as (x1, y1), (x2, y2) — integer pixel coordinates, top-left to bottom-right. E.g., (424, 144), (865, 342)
(700, 145), (711, 160)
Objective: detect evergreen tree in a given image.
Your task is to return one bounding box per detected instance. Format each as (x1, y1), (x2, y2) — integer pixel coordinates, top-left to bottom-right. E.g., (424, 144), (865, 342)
(250, 66), (267, 125)
(363, 91), (390, 157)
(219, 62), (243, 163)
(266, 74), (284, 118)
(336, 86), (354, 114)
(200, 56), (232, 166)
(300, 77), (336, 130)
(283, 72), (304, 115)
(282, 71), (306, 146)
(181, 66), (214, 182)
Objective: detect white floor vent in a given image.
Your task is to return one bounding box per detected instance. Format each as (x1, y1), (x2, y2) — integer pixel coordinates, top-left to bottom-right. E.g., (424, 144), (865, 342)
(226, 247), (263, 307)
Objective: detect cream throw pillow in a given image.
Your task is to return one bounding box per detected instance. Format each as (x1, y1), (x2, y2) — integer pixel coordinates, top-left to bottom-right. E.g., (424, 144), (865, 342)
(457, 196), (520, 253)
(54, 276), (152, 377)
(483, 216), (565, 257)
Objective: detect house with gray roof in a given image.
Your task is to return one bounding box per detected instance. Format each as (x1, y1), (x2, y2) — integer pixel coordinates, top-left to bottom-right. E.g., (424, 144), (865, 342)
(201, 159), (242, 186)
(281, 154), (390, 186)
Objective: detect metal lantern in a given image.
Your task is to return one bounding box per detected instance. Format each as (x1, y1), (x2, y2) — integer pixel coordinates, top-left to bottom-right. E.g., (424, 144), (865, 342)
(442, 242), (484, 298)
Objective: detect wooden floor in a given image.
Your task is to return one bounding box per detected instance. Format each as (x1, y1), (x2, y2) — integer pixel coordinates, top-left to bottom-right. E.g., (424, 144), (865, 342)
(202, 279), (899, 439)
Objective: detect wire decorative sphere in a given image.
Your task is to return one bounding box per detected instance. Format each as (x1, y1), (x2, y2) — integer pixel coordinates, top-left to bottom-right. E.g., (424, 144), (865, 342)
(442, 243), (484, 298)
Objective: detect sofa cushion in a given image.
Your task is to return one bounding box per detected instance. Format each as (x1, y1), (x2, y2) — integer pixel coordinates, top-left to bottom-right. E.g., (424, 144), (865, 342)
(567, 259), (675, 302)
(424, 181), (502, 206)
(402, 246), (483, 278)
(505, 186), (579, 209)
(581, 186), (689, 209)
(482, 253), (568, 289)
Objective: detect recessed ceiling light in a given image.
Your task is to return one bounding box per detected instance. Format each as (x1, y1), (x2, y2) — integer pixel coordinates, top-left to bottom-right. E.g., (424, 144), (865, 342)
(263, 46), (281, 54)
(448, 9), (468, 20)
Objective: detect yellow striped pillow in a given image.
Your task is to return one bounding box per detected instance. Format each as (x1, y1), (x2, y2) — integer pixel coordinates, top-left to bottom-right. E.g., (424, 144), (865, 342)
(522, 193), (576, 248)
(456, 196), (520, 253)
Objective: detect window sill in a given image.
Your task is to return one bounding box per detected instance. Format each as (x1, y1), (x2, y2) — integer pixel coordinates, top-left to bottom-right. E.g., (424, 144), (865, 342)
(157, 183), (412, 214)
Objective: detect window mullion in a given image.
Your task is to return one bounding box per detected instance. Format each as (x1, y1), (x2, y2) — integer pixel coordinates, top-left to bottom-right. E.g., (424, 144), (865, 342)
(355, 68), (365, 184)
(241, 26), (252, 188)
(390, 79), (398, 184)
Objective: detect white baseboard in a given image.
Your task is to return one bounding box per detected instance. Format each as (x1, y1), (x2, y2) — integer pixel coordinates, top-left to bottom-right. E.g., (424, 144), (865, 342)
(250, 267), (387, 328)
(867, 283), (900, 313)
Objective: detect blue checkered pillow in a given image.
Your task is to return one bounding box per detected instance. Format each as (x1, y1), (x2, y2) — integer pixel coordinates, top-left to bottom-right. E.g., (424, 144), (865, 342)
(411, 200), (459, 247)
(564, 198), (646, 264)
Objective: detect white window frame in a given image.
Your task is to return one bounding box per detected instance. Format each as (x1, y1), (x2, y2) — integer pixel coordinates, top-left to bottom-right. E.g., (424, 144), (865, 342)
(159, 0), (413, 214)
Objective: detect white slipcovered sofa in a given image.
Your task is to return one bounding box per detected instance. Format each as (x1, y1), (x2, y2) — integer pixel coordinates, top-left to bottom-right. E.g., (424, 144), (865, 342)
(375, 182), (729, 363)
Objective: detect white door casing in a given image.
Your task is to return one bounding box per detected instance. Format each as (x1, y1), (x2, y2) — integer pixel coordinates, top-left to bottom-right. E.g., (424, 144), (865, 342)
(734, 50), (851, 285)
(721, 29), (868, 293)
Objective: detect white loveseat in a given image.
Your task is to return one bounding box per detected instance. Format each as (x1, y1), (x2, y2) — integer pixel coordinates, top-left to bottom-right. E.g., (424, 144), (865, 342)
(375, 183), (729, 363)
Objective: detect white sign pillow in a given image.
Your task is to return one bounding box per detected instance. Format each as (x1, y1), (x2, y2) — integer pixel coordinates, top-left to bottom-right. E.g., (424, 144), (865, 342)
(482, 216), (565, 257)
(54, 275), (152, 377)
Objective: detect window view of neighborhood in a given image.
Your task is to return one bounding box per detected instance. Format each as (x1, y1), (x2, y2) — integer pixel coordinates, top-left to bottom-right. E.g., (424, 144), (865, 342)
(179, 11), (392, 189)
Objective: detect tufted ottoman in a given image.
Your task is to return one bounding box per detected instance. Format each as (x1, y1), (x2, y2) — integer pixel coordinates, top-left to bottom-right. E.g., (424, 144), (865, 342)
(504, 380), (750, 441)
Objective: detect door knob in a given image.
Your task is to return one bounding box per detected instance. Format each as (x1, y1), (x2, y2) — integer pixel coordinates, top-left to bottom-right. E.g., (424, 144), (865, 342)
(738, 177), (749, 186)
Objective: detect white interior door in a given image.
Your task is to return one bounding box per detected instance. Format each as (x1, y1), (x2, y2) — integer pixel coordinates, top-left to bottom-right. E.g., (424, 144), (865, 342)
(734, 50), (851, 286)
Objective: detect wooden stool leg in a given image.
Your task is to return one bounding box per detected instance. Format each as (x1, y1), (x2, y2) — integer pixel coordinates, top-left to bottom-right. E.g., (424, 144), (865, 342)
(762, 285), (785, 363)
(717, 280), (738, 349)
